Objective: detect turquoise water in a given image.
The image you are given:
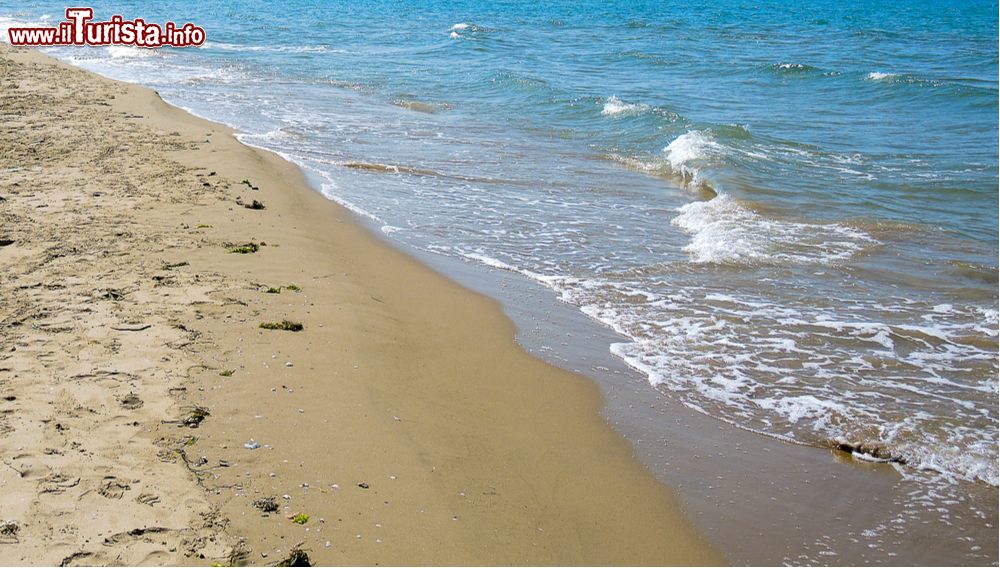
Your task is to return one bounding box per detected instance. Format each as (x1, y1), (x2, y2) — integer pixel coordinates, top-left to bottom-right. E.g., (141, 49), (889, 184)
(5, 0), (997, 489)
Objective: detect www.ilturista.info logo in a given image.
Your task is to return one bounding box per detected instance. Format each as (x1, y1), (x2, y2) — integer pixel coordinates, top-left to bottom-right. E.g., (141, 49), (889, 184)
(7, 8), (205, 47)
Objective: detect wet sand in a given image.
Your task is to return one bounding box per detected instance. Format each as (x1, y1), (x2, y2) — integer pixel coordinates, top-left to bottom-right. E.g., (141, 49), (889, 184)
(406, 244), (999, 566)
(0, 45), (721, 565)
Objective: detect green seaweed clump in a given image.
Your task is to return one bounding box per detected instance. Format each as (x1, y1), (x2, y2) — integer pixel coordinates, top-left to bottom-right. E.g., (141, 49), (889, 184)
(292, 513), (309, 525)
(227, 242), (260, 254)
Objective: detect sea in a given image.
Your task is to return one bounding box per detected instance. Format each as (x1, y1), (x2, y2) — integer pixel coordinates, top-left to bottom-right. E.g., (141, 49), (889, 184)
(2, 0), (997, 563)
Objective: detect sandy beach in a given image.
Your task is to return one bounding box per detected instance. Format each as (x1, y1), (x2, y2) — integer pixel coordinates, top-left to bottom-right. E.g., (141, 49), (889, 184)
(0, 44), (722, 566)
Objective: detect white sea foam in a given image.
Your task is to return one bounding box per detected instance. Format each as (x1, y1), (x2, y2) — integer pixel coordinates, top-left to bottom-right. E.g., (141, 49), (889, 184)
(661, 130), (721, 185)
(0, 15), (47, 42)
(205, 41), (330, 53)
(866, 71), (898, 81)
(242, 127), (306, 143)
(106, 45), (158, 58)
(591, 277), (999, 487)
(664, 130), (718, 170)
(671, 194), (874, 265)
(448, 22), (494, 37)
(601, 95), (648, 116)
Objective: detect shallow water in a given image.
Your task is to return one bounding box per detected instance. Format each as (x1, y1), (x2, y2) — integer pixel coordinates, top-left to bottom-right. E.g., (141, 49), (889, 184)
(4, 0), (997, 550)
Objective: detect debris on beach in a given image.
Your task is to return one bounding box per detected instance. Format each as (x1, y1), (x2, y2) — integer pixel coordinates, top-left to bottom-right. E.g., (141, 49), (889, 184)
(118, 393), (144, 410)
(240, 198), (265, 210)
(227, 541), (251, 566)
(101, 288), (125, 301)
(259, 320), (304, 332)
(275, 546), (311, 567)
(244, 439), (261, 450)
(0, 520), (19, 540)
(181, 406), (210, 428)
(226, 242), (260, 254)
(253, 496), (279, 513)
(832, 438), (906, 464)
(110, 323), (152, 331)
(357, 482), (370, 489)
(291, 513), (310, 525)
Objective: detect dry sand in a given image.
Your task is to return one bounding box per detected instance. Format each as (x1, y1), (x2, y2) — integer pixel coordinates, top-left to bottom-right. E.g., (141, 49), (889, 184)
(0, 45), (722, 566)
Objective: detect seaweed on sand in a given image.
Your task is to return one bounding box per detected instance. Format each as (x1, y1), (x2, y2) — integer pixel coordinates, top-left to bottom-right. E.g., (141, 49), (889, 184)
(259, 320), (303, 332)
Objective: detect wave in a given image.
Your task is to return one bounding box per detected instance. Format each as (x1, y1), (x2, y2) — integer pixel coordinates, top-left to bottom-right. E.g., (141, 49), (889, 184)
(671, 194), (875, 265)
(606, 130), (876, 266)
(391, 98), (451, 113)
(600, 95), (649, 117)
(0, 15), (49, 42)
(617, 49), (674, 67)
(605, 130), (723, 191)
(204, 41), (331, 53)
(241, 126), (309, 143)
(106, 45), (160, 58)
(486, 70), (553, 97)
(341, 161), (442, 177)
(663, 130), (721, 183)
(866, 71), (899, 81)
(505, 247), (999, 488)
(862, 71), (983, 92)
(604, 153), (717, 197)
(602, 129), (724, 194)
(449, 22), (495, 39)
(768, 62), (822, 74)
(592, 282), (998, 486)
(949, 260), (1000, 284)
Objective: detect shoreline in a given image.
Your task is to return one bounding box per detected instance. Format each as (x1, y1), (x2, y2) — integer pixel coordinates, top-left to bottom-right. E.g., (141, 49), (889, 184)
(384, 226), (1000, 566)
(0, 45), (721, 566)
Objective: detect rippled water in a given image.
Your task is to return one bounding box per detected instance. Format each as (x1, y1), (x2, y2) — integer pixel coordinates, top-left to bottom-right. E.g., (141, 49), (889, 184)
(5, 0), (997, 488)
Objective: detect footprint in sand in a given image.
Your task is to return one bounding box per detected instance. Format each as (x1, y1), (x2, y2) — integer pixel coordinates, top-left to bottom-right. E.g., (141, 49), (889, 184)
(98, 476), (131, 499)
(117, 393), (144, 410)
(136, 492), (160, 506)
